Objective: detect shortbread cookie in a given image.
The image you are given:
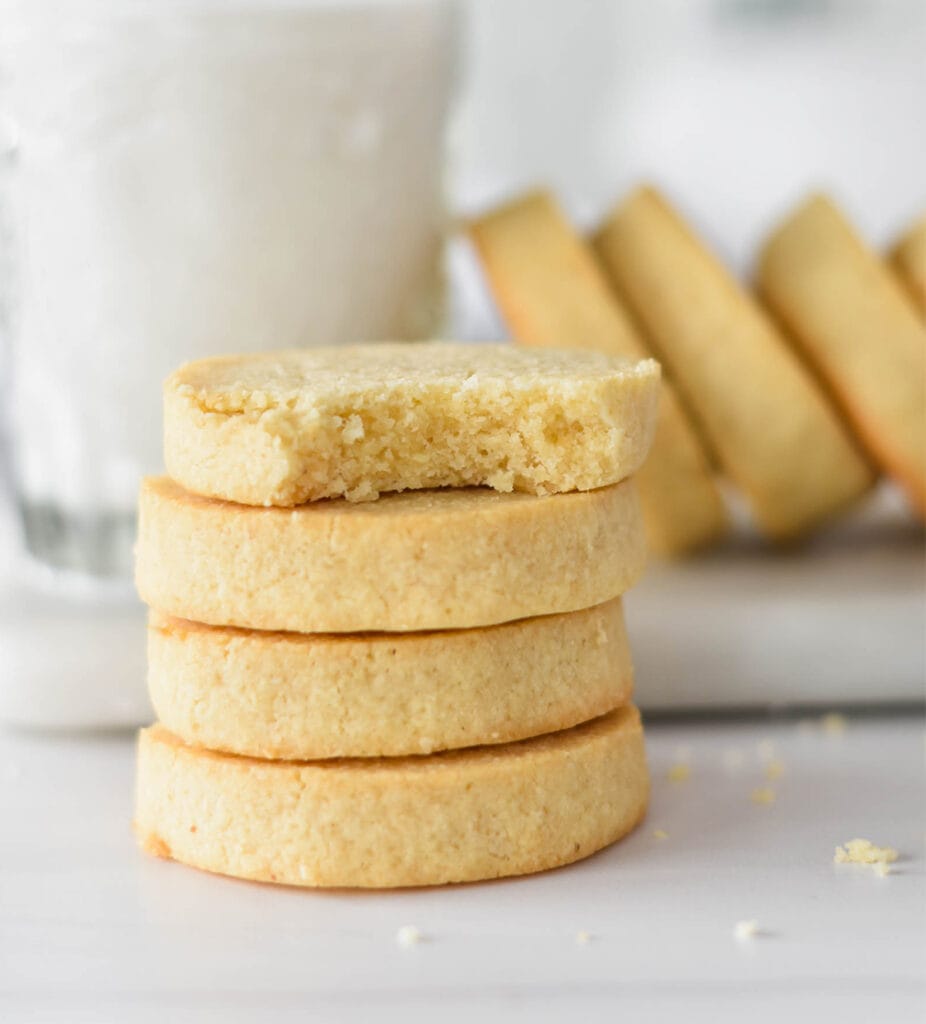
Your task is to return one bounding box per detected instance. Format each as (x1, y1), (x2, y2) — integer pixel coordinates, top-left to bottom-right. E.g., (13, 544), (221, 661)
(149, 599), (633, 759)
(759, 195), (926, 515)
(469, 191), (726, 556)
(595, 186), (873, 538)
(136, 476), (645, 632)
(135, 706), (648, 888)
(890, 215), (926, 318)
(164, 342), (659, 506)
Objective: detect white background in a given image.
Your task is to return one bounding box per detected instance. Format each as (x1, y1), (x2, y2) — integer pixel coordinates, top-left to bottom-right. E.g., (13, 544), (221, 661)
(455, 0), (926, 265)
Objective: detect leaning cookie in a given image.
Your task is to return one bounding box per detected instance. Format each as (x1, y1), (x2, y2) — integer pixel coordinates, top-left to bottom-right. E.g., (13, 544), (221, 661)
(135, 706), (649, 888)
(468, 191), (727, 557)
(759, 195), (926, 516)
(147, 599), (633, 760)
(595, 185), (873, 539)
(889, 214), (926, 320)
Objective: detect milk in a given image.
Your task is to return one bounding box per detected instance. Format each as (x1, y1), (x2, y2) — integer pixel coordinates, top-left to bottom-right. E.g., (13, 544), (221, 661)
(1, 0), (456, 530)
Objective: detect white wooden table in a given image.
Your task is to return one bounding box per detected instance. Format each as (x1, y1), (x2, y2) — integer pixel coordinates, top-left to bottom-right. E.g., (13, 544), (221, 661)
(2, 713), (923, 1023)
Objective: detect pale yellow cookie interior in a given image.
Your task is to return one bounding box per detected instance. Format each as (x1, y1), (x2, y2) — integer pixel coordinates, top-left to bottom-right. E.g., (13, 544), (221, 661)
(164, 341), (660, 506)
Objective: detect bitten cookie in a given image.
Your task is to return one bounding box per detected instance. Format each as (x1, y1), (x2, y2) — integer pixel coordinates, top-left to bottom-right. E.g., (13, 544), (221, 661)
(147, 598), (633, 760)
(890, 215), (926, 318)
(469, 191), (726, 557)
(135, 706), (649, 888)
(759, 195), (926, 515)
(595, 186), (873, 538)
(164, 342), (659, 506)
(136, 477), (646, 633)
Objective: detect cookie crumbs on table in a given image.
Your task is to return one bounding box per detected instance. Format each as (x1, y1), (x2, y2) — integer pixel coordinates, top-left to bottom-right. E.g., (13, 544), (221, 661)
(834, 839), (899, 869)
(764, 759), (785, 780)
(821, 713), (849, 735)
(396, 926), (423, 948)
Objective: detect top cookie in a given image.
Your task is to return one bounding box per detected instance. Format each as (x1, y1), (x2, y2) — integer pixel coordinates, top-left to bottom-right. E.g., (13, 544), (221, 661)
(164, 342), (660, 506)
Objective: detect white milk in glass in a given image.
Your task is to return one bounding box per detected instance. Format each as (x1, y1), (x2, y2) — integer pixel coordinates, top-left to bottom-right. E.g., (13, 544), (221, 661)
(1, 0), (457, 576)
(0, 0), (456, 728)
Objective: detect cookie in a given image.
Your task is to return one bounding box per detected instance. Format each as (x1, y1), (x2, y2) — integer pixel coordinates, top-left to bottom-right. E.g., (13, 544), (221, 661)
(134, 706), (649, 888)
(595, 186), (873, 538)
(759, 195), (926, 515)
(469, 191), (727, 556)
(890, 215), (926, 318)
(164, 342), (659, 506)
(147, 598), (633, 760)
(136, 476), (646, 633)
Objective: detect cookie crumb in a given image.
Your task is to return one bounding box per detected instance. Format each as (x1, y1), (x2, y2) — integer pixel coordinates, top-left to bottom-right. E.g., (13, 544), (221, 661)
(667, 763), (691, 782)
(734, 920), (760, 941)
(764, 759), (785, 781)
(653, 828), (669, 840)
(575, 930), (592, 945)
(834, 838), (898, 870)
(396, 925), (423, 947)
(750, 787), (776, 805)
(821, 712), (848, 735)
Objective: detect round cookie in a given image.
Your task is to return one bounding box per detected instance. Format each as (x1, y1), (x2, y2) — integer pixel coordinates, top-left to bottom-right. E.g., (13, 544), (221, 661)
(148, 599), (633, 759)
(759, 195), (926, 515)
(135, 476), (646, 632)
(469, 190), (727, 557)
(595, 186), (874, 539)
(164, 342), (660, 506)
(134, 706), (649, 888)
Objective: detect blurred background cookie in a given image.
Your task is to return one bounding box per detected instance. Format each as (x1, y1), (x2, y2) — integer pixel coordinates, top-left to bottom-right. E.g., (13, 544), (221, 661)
(594, 186), (874, 539)
(758, 194), (926, 516)
(469, 191), (727, 556)
(889, 214), (926, 319)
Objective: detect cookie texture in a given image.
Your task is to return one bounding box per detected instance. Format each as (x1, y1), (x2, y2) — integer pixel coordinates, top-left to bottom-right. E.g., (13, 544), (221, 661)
(134, 706), (649, 888)
(759, 195), (926, 515)
(164, 342), (659, 506)
(595, 186), (874, 539)
(136, 476), (646, 633)
(469, 191), (726, 557)
(147, 599), (633, 759)
(890, 215), (926, 318)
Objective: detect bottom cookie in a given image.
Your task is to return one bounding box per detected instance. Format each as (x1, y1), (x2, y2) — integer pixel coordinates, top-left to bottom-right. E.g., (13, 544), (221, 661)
(135, 707), (648, 888)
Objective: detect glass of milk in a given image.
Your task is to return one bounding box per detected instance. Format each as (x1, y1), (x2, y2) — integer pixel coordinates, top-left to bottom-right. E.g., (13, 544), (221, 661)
(0, 0), (458, 579)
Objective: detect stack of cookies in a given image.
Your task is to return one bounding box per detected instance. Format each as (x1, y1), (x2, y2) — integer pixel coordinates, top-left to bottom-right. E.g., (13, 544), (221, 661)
(134, 343), (661, 888)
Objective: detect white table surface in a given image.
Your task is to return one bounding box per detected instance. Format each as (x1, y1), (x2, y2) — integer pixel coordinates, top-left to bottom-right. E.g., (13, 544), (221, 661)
(2, 713), (923, 1023)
